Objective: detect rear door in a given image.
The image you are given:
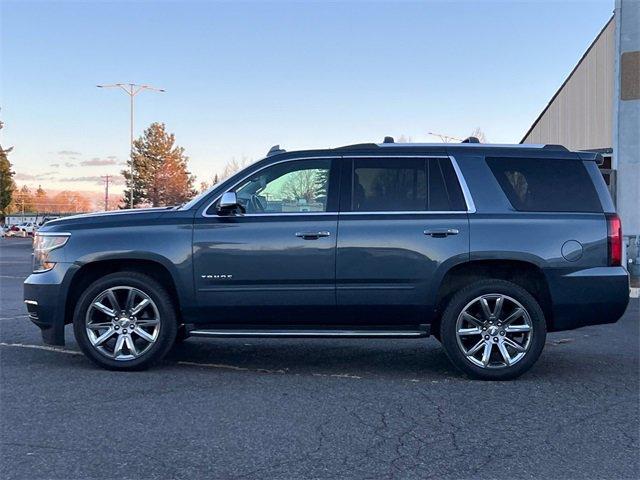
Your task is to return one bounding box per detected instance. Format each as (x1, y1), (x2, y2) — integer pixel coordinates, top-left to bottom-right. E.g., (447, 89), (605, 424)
(335, 155), (471, 324)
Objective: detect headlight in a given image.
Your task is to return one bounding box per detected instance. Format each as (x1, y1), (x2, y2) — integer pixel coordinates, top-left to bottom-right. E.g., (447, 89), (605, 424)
(33, 233), (70, 273)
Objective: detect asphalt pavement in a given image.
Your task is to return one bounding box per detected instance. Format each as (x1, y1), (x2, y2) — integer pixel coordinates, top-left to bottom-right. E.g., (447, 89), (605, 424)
(1, 237), (638, 480)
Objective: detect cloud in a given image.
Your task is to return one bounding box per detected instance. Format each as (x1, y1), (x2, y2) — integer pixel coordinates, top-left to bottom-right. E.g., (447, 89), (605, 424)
(107, 155), (118, 160)
(80, 157), (117, 166)
(59, 175), (125, 186)
(14, 172), (58, 181)
(50, 163), (60, 168)
(64, 162), (76, 168)
(57, 150), (81, 156)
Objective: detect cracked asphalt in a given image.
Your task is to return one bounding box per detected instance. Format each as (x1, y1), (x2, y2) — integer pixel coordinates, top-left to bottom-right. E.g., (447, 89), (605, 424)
(1, 238), (639, 479)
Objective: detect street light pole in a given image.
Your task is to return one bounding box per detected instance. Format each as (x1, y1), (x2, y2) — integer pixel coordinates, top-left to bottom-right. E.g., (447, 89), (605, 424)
(97, 83), (165, 208)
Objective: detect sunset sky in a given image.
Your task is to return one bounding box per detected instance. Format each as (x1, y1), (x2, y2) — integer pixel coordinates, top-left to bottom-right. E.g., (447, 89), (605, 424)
(1, 0), (613, 195)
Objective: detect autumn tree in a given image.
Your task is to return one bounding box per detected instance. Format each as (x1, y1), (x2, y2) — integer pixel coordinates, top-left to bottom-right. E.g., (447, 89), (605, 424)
(0, 118), (15, 221)
(34, 185), (48, 212)
(7, 185), (35, 214)
(122, 122), (196, 207)
(51, 191), (92, 213)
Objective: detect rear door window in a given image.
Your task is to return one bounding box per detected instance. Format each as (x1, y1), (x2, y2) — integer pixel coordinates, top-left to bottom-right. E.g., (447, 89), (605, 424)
(351, 157), (467, 212)
(487, 157), (602, 212)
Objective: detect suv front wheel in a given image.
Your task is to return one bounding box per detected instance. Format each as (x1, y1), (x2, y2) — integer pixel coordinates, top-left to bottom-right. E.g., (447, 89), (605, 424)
(440, 279), (546, 380)
(73, 272), (178, 370)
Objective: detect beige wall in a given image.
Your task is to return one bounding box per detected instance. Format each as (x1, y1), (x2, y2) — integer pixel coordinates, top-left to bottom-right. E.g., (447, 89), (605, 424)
(522, 18), (615, 151)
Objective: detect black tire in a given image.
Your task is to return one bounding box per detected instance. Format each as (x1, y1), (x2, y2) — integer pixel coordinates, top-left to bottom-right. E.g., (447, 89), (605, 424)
(73, 272), (178, 370)
(439, 279), (546, 381)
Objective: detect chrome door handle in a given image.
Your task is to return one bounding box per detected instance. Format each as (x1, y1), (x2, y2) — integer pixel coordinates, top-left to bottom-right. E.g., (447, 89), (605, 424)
(424, 228), (459, 238)
(295, 231), (331, 240)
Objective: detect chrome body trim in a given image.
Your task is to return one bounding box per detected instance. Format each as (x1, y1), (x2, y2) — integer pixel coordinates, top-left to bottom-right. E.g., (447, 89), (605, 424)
(189, 329), (428, 338)
(200, 154), (477, 217)
(24, 300), (38, 306)
(35, 232), (72, 237)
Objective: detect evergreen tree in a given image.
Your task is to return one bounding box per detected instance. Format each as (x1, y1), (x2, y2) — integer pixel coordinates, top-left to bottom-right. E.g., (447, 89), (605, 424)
(122, 122), (196, 207)
(0, 118), (15, 221)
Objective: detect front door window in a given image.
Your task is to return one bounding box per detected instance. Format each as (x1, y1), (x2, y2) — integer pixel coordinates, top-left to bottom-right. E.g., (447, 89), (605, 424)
(233, 159), (331, 214)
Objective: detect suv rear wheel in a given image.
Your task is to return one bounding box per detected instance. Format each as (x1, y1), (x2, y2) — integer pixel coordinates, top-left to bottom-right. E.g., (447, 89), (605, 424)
(73, 272), (177, 370)
(440, 279), (546, 380)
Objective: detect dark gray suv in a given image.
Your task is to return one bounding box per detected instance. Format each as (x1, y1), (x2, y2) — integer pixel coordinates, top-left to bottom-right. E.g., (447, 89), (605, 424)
(24, 140), (630, 379)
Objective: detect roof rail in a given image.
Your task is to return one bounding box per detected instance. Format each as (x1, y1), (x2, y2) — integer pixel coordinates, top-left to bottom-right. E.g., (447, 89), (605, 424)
(461, 136), (480, 143)
(542, 144), (568, 151)
(267, 145), (286, 156)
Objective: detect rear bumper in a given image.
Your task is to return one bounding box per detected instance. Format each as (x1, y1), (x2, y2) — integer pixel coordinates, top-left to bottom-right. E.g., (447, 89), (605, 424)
(547, 267), (630, 332)
(23, 263), (77, 346)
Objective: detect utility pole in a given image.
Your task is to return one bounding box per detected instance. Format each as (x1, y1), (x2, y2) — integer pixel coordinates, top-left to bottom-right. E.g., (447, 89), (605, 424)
(96, 83), (165, 209)
(101, 175), (111, 211)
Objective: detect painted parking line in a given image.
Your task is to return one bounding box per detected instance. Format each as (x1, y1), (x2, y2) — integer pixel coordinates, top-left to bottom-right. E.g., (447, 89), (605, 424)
(0, 315), (29, 320)
(0, 342), (364, 379)
(0, 342), (83, 355)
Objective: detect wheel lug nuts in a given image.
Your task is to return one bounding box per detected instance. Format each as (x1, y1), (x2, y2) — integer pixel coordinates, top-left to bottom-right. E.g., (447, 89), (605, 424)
(484, 335), (490, 340)
(114, 325), (119, 330)
(500, 331), (505, 336)
(489, 321), (493, 324)
(493, 337), (498, 342)
(123, 329), (128, 334)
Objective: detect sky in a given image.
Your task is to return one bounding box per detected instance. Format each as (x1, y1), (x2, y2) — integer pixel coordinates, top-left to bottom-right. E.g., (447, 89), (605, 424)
(1, 0), (615, 194)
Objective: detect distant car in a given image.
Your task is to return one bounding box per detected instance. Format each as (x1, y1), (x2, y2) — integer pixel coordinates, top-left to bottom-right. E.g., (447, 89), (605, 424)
(24, 139), (630, 379)
(14, 222), (37, 237)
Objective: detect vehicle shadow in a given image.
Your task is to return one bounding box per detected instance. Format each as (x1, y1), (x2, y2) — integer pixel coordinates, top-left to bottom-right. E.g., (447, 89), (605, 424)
(163, 337), (461, 380)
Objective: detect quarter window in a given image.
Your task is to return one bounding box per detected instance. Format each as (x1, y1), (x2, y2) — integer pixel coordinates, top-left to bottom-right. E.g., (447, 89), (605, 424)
(487, 157), (602, 212)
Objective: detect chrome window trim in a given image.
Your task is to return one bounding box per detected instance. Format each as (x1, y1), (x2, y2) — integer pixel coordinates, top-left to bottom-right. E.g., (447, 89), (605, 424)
(200, 154), (476, 218)
(449, 155), (476, 213)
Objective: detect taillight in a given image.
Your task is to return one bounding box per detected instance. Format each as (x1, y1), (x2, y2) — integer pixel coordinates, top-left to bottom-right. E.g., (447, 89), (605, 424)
(606, 213), (622, 266)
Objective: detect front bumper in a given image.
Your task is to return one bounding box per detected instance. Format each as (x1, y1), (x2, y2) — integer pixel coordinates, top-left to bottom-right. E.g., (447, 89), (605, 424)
(547, 266), (630, 331)
(23, 263), (77, 346)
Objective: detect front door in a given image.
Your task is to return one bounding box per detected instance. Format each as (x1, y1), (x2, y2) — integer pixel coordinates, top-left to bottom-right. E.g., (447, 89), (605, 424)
(336, 156), (470, 325)
(193, 157), (340, 324)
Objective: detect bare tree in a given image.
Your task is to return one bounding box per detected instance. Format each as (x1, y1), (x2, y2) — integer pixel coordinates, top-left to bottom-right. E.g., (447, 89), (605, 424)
(219, 157), (252, 181)
(281, 170), (322, 202)
(470, 127), (488, 143)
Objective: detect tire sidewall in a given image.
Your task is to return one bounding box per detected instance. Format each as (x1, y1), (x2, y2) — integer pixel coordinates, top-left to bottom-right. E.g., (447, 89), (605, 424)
(440, 280), (547, 380)
(73, 272), (177, 370)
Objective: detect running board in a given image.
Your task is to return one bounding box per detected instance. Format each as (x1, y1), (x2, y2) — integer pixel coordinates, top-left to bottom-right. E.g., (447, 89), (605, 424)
(187, 324), (430, 339)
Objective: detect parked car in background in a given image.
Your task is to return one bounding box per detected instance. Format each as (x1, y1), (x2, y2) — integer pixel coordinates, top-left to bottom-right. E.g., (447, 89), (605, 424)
(24, 139), (629, 380)
(15, 222), (37, 237)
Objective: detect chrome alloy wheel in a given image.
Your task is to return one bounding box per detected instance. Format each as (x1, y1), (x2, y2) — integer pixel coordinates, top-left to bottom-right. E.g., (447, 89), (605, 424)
(455, 294), (533, 369)
(85, 286), (161, 361)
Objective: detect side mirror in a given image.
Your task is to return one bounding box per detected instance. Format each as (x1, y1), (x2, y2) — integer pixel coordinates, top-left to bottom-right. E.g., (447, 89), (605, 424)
(217, 191), (242, 215)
